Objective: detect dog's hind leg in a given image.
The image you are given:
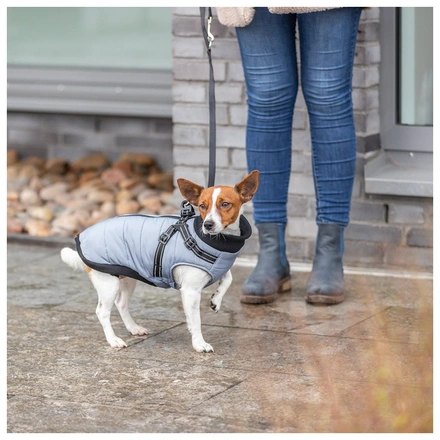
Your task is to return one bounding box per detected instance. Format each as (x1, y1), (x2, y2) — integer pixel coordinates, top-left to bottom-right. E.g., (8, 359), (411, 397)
(89, 270), (127, 348)
(115, 277), (149, 337)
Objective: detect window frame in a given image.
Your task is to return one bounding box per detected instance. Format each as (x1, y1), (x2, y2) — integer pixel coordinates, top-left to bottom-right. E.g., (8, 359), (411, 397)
(364, 7), (433, 198)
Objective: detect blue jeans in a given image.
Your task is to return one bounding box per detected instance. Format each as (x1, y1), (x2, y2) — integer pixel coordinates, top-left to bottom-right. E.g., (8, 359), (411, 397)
(236, 7), (362, 227)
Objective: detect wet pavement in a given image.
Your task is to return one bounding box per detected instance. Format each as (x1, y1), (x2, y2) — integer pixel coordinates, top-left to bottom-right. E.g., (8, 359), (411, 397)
(7, 237), (433, 433)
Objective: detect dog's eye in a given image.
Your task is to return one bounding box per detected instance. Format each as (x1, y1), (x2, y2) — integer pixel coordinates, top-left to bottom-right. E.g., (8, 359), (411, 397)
(199, 203), (207, 210)
(221, 202), (231, 208)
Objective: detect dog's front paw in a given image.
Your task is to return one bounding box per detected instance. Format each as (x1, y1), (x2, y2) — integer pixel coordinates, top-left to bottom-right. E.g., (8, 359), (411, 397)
(128, 325), (150, 336)
(192, 338), (214, 353)
(108, 336), (127, 349)
(210, 293), (222, 313)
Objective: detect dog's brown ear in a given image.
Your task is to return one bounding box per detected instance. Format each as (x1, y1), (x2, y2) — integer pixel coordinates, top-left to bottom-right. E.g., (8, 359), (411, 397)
(235, 170), (259, 203)
(177, 178), (205, 206)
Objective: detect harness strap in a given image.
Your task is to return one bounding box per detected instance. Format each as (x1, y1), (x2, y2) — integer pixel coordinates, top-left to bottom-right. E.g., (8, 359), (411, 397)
(153, 201), (218, 278)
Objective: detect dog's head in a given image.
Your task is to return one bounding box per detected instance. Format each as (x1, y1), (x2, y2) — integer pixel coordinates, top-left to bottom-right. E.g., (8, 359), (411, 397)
(177, 170), (259, 235)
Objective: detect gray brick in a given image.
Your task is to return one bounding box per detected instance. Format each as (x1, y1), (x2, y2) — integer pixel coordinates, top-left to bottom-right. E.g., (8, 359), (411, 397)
(291, 152), (305, 173)
(362, 7), (380, 20)
(172, 16), (204, 37)
(173, 60), (226, 81)
(46, 114), (97, 132)
(384, 246), (433, 269)
(172, 82), (206, 103)
(287, 217), (317, 239)
(172, 103), (228, 125)
(98, 117), (153, 134)
(354, 112), (367, 132)
(345, 223), (402, 244)
(366, 111), (380, 134)
(388, 203), (425, 225)
(365, 43), (380, 64)
(293, 110), (307, 130)
(288, 173), (315, 196)
(230, 148), (247, 170)
(365, 87), (379, 110)
(63, 132), (115, 148)
(343, 240), (384, 266)
(351, 88), (365, 111)
(116, 134), (171, 149)
(227, 61), (245, 82)
(287, 195), (309, 217)
(215, 83), (243, 104)
(8, 112), (44, 129)
(153, 119), (173, 134)
(173, 166), (207, 186)
(354, 44), (365, 65)
(406, 228), (433, 248)
(358, 21), (380, 42)
(211, 39), (242, 60)
(172, 37), (206, 58)
(8, 129), (58, 147)
(216, 126), (246, 148)
(174, 146), (228, 168)
(229, 104), (247, 126)
(240, 236), (259, 257)
(173, 125), (207, 146)
(213, 169), (248, 186)
(350, 201), (386, 223)
(173, 7), (199, 16)
(352, 67), (364, 88)
(365, 65), (380, 87)
(286, 238), (309, 261)
(291, 129), (311, 152)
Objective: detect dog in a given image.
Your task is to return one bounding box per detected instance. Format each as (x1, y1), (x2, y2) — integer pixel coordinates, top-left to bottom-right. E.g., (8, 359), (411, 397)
(61, 170), (259, 353)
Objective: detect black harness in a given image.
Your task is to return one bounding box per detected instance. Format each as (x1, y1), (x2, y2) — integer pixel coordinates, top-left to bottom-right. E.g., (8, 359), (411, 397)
(153, 201), (217, 278)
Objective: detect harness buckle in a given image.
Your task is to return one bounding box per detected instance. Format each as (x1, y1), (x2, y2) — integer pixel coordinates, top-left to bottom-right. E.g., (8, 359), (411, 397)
(184, 236), (197, 250)
(159, 230), (173, 244)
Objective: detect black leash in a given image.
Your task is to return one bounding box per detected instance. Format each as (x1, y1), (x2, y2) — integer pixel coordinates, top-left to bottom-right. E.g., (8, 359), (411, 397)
(152, 10), (219, 274)
(200, 7), (216, 187)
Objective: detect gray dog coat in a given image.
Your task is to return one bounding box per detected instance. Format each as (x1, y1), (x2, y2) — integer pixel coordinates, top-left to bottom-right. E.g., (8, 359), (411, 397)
(75, 213), (252, 290)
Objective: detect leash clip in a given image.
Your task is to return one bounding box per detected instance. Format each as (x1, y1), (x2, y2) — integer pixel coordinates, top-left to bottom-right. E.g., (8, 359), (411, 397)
(180, 200), (195, 219)
(207, 15), (214, 50)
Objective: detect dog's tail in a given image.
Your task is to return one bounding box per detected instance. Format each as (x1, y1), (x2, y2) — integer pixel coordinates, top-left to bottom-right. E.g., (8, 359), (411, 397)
(60, 247), (85, 272)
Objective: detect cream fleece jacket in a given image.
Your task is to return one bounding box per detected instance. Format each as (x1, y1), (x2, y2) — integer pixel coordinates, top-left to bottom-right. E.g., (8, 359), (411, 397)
(216, 7), (340, 27)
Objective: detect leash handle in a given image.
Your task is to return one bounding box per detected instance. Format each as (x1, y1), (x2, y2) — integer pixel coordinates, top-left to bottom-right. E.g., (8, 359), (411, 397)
(200, 7), (216, 188)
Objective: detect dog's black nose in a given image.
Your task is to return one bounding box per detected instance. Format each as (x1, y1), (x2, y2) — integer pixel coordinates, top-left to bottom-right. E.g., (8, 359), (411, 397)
(203, 220), (214, 231)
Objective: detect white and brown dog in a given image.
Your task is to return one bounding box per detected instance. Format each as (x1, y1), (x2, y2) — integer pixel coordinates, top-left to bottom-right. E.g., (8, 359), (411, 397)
(61, 170), (259, 353)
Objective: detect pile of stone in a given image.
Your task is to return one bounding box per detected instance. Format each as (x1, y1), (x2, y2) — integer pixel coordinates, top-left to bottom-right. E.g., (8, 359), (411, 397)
(7, 150), (178, 238)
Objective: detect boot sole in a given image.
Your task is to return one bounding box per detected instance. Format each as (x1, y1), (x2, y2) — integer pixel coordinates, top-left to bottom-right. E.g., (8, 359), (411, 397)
(306, 293), (344, 305)
(240, 275), (292, 305)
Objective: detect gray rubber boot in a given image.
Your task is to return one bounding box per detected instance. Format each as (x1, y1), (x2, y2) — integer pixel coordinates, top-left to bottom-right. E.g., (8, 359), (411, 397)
(306, 224), (345, 304)
(241, 222), (291, 304)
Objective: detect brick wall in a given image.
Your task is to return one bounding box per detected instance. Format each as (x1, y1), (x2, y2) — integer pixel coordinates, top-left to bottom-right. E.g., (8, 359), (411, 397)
(172, 7), (433, 271)
(7, 112), (173, 173)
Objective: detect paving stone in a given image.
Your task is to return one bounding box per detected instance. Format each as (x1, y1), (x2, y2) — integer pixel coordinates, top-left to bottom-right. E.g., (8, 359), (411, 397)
(7, 242), (433, 433)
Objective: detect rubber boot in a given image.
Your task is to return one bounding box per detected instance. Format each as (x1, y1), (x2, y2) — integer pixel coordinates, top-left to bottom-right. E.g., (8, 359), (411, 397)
(306, 224), (345, 304)
(241, 222), (291, 304)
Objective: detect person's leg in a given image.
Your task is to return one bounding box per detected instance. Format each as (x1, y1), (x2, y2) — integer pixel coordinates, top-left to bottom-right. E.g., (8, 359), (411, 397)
(235, 8), (297, 303)
(298, 7), (362, 303)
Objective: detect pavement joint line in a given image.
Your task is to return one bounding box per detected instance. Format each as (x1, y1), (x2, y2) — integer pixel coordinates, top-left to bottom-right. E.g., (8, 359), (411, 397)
(7, 234), (433, 280)
(235, 256), (433, 280)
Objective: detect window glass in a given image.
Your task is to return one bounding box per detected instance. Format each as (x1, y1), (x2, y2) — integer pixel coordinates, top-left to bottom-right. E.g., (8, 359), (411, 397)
(399, 7), (433, 126)
(7, 7), (172, 70)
